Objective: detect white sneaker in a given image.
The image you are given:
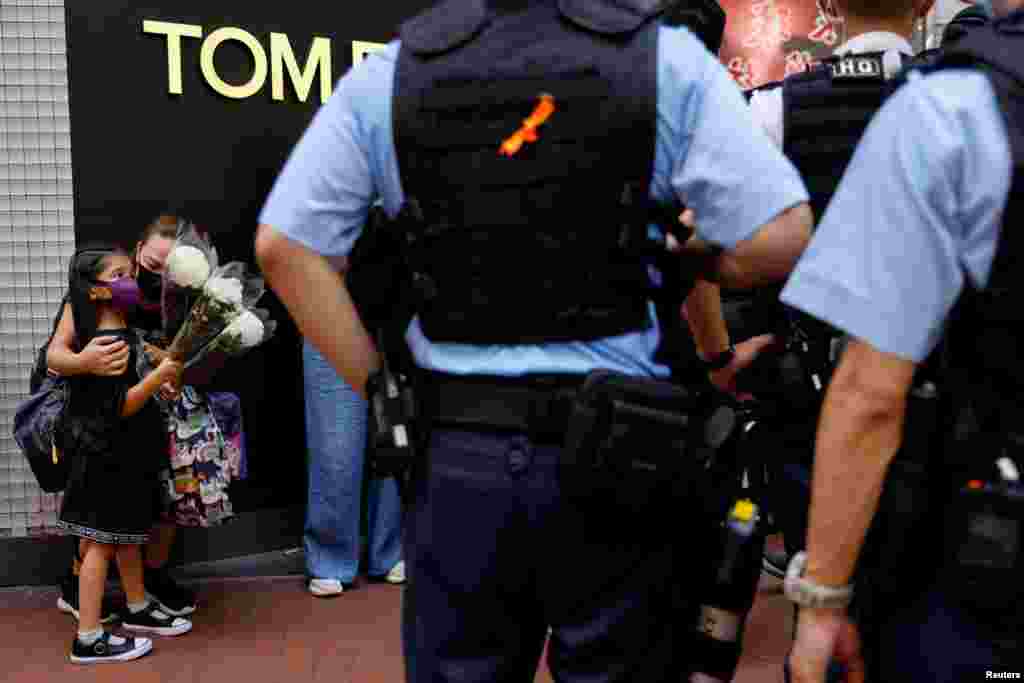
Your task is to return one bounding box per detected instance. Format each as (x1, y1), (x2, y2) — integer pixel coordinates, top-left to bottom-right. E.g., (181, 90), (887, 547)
(121, 603), (192, 637)
(308, 578), (345, 598)
(385, 561), (406, 585)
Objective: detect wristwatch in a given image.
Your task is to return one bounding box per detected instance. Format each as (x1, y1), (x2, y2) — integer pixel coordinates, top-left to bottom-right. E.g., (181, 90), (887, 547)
(783, 551), (854, 609)
(700, 344), (735, 371)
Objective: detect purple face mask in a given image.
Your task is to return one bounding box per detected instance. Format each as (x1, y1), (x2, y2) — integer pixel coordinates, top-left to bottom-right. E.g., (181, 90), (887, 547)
(95, 276), (142, 312)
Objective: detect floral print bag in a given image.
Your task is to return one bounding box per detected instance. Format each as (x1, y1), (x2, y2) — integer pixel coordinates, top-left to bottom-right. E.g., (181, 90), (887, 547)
(160, 386), (246, 528)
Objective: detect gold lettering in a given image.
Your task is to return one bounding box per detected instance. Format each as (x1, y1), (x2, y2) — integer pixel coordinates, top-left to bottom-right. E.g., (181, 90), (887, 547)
(200, 27), (268, 100)
(351, 40), (387, 65)
(143, 20), (203, 95)
(269, 33), (333, 104)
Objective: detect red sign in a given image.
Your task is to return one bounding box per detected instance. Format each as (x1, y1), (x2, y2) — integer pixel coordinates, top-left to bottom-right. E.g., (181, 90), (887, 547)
(720, 0), (843, 88)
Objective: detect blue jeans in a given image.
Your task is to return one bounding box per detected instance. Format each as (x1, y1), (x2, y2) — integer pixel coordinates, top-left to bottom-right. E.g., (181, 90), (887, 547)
(404, 428), (683, 683)
(302, 340), (402, 582)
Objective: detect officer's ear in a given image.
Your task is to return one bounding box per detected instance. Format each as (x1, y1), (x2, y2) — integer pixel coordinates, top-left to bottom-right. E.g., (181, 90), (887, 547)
(915, 0), (937, 19)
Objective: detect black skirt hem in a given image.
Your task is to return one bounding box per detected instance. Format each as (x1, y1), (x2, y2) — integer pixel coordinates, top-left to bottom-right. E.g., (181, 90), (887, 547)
(56, 520), (149, 545)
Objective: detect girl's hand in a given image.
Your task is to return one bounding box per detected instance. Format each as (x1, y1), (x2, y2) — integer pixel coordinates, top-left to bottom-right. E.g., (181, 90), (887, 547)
(158, 381), (180, 402)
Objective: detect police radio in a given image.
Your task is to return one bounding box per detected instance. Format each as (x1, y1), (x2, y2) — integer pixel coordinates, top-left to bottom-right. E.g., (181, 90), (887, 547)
(733, 313), (832, 416)
(366, 331), (418, 483)
(946, 452), (1024, 610)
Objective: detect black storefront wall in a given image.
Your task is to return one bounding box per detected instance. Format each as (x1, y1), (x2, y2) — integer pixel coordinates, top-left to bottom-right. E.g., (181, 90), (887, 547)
(1, 1), (434, 587)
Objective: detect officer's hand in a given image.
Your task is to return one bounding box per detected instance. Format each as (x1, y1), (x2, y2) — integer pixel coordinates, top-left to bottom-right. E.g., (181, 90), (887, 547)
(708, 334), (775, 397)
(81, 336), (130, 376)
(789, 608), (865, 683)
(667, 209), (700, 254)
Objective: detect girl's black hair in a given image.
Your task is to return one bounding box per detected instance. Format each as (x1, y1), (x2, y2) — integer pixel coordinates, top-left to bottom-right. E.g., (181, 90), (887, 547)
(67, 245), (128, 346)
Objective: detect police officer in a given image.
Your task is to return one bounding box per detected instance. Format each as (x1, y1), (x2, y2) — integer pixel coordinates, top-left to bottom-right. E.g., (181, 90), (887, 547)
(255, 1), (813, 680)
(780, 1), (1024, 680)
(739, 0), (934, 581)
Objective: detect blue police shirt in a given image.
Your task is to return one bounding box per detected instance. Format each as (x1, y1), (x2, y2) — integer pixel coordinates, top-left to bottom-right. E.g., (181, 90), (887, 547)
(781, 69), (1013, 363)
(260, 25), (808, 377)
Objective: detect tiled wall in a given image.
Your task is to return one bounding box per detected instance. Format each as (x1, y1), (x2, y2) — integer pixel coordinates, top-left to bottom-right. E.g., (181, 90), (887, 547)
(0, 0), (74, 538)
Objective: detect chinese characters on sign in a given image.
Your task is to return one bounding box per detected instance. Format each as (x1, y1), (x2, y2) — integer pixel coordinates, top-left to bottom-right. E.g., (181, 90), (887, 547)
(744, 0), (794, 50)
(720, 0), (845, 89)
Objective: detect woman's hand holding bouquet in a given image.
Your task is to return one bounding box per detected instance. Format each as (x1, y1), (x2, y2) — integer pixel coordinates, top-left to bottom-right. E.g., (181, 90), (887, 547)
(143, 221), (276, 385)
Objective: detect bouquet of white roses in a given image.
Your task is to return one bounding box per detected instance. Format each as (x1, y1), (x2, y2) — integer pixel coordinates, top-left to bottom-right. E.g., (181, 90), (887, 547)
(164, 262), (275, 367)
(161, 220), (218, 344)
(184, 307), (278, 369)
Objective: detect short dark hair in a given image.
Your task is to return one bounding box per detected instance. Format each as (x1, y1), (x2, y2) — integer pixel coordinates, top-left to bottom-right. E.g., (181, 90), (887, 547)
(842, 1), (916, 21)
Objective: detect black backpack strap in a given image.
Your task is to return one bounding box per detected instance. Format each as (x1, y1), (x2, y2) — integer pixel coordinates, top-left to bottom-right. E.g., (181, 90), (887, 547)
(31, 293), (71, 393)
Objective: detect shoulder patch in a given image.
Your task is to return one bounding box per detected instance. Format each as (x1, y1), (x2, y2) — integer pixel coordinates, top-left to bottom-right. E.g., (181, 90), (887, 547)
(828, 54), (884, 81)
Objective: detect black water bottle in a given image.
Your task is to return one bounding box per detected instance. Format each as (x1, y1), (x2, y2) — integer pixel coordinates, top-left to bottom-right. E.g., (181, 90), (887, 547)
(689, 494), (766, 683)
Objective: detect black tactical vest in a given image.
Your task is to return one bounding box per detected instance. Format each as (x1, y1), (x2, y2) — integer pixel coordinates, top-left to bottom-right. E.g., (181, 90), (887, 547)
(932, 12), (1024, 469)
(392, 0), (662, 345)
(732, 53), (909, 340)
(744, 52), (912, 371)
(783, 51), (907, 222)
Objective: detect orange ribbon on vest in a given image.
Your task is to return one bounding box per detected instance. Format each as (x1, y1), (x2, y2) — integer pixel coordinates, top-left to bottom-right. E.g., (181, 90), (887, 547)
(498, 93), (556, 157)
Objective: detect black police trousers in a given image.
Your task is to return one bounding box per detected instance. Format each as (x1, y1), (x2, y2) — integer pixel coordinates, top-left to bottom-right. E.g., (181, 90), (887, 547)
(401, 427), (689, 683)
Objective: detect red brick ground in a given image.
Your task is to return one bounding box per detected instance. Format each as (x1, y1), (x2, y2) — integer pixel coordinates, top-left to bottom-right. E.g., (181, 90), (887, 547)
(0, 567), (792, 683)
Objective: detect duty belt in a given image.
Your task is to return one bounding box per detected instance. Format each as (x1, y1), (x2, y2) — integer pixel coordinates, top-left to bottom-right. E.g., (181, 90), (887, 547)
(419, 371), (584, 444)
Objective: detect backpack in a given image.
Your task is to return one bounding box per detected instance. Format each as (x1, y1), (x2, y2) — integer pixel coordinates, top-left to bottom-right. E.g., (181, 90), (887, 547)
(12, 375), (69, 493)
(14, 297), (71, 492)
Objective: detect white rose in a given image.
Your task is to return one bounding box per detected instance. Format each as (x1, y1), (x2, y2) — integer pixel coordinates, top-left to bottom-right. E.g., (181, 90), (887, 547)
(166, 245), (211, 288)
(204, 277), (244, 306)
(228, 310), (265, 348)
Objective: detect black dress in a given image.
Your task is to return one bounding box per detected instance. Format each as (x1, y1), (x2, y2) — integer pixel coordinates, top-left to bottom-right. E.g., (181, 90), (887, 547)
(57, 329), (166, 544)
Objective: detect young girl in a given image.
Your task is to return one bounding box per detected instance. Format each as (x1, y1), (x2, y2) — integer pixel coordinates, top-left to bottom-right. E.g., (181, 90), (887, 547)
(56, 247), (191, 664)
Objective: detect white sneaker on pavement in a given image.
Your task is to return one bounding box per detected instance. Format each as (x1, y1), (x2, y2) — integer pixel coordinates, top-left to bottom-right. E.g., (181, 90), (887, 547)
(385, 561), (406, 585)
(308, 578), (345, 598)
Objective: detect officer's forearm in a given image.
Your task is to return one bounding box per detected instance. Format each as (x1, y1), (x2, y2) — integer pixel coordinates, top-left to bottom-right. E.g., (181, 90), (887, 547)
(716, 203), (813, 289)
(803, 341), (913, 588)
(684, 280), (730, 357)
(255, 224), (380, 399)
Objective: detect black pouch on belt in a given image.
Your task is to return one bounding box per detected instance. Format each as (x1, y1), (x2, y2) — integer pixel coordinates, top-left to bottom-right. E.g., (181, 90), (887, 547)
(560, 369), (737, 512)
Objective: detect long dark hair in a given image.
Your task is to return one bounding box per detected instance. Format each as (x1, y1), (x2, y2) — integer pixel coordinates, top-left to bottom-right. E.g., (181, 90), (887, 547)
(68, 245), (126, 347)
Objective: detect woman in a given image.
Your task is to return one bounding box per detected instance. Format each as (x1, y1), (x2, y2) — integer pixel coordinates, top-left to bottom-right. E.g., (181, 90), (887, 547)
(302, 253), (404, 597)
(47, 214), (206, 619)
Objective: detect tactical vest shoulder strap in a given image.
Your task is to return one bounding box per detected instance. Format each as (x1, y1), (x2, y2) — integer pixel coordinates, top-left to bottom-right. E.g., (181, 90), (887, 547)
(399, 0), (489, 56)
(886, 49), (942, 97)
(400, 0), (664, 56)
(935, 20), (1024, 296)
(558, 0), (663, 34)
(744, 79), (781, 103)
(937, 19), (1024, 86)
